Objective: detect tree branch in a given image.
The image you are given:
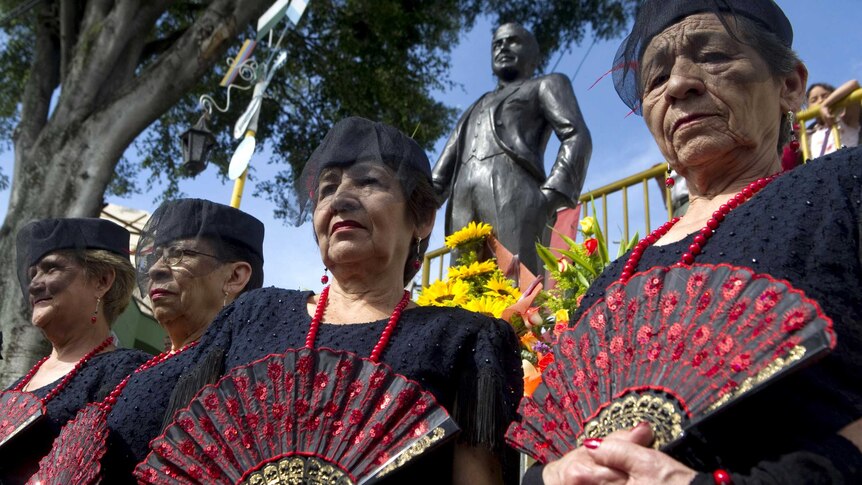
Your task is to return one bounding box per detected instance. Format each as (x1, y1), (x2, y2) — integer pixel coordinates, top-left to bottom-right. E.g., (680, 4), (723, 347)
(98, 0), (271, 140)
(140, 28), (189, 61)
(13, 3), (59, 155)
(55, 0), (171, 122)
(66, 0), (271, 216)
(58, 0), (78, 82)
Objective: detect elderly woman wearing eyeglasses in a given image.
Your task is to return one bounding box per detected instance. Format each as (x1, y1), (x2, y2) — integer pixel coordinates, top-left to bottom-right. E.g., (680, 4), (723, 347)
(30, 198), (265, 483)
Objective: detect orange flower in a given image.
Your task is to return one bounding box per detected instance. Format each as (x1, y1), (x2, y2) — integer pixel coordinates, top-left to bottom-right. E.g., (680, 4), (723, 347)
(522, 360), (542, 397)
(520, 332), (539, 350)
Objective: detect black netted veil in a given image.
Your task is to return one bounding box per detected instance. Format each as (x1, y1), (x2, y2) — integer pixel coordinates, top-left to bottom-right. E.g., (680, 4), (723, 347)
(613, 0), (792, 114)
(294, 116), (433, 226)
(16, 218), (131, 299)
(134, 199), (265, 294)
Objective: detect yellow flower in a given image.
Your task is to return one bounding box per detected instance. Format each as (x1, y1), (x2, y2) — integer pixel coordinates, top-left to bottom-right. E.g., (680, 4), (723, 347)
(444, 221), (494, 249)
(520, 332), (539, 350)
(579, 216), (596, 236)
(416, 279), (471, 307)
(464, 296), (509, 318)
(483, 275), (522, 302)
(447, 260), (498, 280)
(554, 309), (569, 323)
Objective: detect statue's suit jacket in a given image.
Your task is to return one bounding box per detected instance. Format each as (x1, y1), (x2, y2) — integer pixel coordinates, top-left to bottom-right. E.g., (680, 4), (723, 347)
(432, 72), (592, 210)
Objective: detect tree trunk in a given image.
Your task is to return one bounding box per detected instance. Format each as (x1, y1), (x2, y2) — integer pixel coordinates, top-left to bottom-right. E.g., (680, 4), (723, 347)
(0, 0), (273, 387)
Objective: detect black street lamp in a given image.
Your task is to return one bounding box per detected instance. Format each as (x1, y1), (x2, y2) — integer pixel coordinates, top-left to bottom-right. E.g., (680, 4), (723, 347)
(179, 113), (216, 176)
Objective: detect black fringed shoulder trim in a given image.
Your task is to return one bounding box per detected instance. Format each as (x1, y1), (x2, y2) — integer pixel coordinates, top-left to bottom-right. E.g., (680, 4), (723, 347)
(452, 367), (520, 485)
(160, 346), (226, 431)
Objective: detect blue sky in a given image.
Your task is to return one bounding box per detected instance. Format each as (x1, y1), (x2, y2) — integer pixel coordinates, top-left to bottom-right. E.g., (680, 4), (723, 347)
(1, 0), (860, 290)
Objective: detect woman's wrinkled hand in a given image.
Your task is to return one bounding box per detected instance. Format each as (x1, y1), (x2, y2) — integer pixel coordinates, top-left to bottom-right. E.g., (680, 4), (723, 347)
(542, 423), (698, 485)
(541, 423), (651, 485)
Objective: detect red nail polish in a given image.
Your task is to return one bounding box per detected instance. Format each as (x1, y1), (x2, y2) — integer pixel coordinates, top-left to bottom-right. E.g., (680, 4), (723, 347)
(636, 421), (652, 429)
(583, 438), (602, 449)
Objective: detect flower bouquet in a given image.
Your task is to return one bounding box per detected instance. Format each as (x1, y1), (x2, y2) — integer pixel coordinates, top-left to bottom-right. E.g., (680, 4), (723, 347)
(417, 222), (521, 318)
(417, 215), (637, 396)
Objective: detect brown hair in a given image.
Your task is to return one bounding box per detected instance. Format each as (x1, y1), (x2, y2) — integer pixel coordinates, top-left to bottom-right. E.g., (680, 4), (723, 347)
(402, 167), (438, 285)
(77, 249), (136, 325)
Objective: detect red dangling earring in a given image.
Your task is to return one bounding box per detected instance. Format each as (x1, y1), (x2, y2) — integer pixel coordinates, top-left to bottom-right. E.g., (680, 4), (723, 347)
(789, 111), (801, 152)
(91, 296), (101, 324)
(665, 163), (675, 188)
(320, 268), (329, 285)
(412, 237), (423, 270)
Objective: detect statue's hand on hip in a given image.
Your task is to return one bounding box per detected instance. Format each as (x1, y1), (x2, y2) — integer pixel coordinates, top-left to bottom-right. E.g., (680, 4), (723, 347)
(541, 188), (568, 219)
(432, 178), (449, 206)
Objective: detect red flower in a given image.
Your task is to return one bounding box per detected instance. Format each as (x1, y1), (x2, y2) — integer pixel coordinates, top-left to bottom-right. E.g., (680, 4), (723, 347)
(537, 352), (555, 373)
(584, 238), (598, 256)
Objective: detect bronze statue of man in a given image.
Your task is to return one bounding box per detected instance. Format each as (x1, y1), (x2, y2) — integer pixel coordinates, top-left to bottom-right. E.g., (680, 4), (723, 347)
(432, 23), (592, 274)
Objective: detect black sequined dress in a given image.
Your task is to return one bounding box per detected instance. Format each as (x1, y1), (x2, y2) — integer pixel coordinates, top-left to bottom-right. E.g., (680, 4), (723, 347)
(0, 348), (150, 484)
(99, 332), (230, 483)
(524, 148), (862, 484)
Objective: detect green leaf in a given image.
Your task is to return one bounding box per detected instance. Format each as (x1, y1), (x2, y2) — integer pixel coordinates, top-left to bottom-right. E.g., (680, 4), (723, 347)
(617, 231), (640, 258)
(589, 198), (610, 264)
(536, 242), (560, 272)
(576, 271), (591, 289)
(556, 249), (598, 277)
(549, 226), (581, 252)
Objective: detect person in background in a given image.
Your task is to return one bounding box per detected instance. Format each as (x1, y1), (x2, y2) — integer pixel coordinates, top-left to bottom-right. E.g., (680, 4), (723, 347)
(0, 218), (149, 483)
(806, 79), (860, 157)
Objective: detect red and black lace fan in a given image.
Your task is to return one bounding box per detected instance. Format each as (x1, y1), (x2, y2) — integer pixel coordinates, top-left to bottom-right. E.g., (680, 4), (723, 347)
(0, 391), (44, 448)
(135, 347), (459, 485)
(507, 264), (836, 464)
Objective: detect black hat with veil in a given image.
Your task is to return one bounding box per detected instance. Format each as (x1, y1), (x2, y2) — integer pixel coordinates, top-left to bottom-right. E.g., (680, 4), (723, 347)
(296, 116), (435, 285)
(134, 198), (265, 294)
(295, 116), (433, 223)
(16, 218), (131, 299)
(612, 0), (793, 114)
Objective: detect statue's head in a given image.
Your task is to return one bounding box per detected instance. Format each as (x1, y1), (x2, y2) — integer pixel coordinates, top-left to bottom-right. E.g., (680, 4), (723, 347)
(492, 23), (540, 82)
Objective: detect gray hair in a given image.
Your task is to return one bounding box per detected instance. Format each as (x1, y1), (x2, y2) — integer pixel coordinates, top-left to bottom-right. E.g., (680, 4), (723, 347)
(725, 14), (802, 150)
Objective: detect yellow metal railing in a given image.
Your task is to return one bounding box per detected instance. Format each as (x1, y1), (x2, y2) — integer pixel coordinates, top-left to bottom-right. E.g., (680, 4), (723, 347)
(797, 88), (862, 161)
(420, 163), (673, 288)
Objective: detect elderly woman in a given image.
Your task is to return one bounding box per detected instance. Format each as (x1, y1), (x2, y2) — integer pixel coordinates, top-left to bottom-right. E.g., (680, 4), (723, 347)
(522, 1), (862, 484)
(150, 117), (523, 484)
(0, 218), (149, 483)
(31, 199), (265, 483)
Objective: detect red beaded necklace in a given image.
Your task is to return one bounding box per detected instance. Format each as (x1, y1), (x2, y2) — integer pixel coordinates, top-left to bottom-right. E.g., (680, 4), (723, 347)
(620, 173), (781, 283)
(96, 340), (199, 412)
(306, 285), (411, 363)
(13, 336), (113, 403)
(29, 339), (201, 483)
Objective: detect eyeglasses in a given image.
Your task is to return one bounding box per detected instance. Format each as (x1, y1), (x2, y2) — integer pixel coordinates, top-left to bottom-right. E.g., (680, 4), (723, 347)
(141, 246), (221, 270)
